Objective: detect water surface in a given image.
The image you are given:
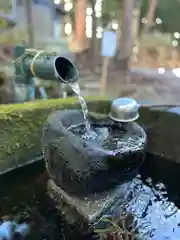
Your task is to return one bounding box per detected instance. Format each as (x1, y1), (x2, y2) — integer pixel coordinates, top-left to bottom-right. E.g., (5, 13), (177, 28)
(70, 124), (145, 155)
(0, 154), (180, 239)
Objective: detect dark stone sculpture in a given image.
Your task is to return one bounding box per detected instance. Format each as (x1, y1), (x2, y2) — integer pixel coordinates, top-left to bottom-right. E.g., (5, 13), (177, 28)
(42, 109), (147, 196)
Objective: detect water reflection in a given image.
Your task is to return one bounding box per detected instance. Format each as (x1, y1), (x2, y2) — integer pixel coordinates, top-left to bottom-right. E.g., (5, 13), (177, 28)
(0, 155), (180, 239)
(70, 124), (145, 155)
(128, 175), (180, 239)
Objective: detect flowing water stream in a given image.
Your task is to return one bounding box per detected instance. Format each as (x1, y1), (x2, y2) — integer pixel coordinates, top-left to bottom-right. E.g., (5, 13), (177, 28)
(69, 83), (91, 133)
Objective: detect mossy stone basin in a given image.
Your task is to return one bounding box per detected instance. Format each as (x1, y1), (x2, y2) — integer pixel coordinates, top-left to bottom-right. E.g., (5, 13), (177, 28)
(1, 98), (180, 238)
(1, 97), (180, 174)
(0, 97), (106, 173)
(42, 109), (146, 195)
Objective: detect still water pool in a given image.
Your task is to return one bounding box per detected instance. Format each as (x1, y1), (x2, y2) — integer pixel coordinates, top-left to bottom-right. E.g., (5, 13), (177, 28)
(0, 154), (180, 239)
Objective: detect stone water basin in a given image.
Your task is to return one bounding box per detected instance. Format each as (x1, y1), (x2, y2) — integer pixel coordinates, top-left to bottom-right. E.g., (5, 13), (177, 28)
(1, 99), (180, 239)
(43, 109), (146, 196)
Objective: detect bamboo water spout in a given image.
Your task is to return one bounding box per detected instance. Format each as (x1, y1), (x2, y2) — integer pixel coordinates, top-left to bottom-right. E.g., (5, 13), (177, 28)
(13, 48), (79, 85)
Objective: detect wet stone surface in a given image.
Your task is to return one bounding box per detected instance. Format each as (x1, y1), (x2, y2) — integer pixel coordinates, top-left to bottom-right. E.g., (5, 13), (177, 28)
(42, 110), (146, 196)
(1, 154), (180, 239)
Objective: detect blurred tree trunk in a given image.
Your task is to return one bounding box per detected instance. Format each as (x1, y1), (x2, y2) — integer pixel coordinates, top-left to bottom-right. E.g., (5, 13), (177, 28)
(24, 0), (34, 47)
(90, 0), (97, 60)
(48, 0), (55, 38)
(115, 0), (134, 71)
(60, 0), (66, 38)
(74, 0), (87, 49)
(143, 0), (157, 32)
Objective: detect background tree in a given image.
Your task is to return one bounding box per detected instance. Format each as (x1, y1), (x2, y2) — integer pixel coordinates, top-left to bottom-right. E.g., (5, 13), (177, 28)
(143, 0), (157, 32)
(90, 0), (97, 60)
(139, 0), (180, 34)
(102, 0), (122, 21)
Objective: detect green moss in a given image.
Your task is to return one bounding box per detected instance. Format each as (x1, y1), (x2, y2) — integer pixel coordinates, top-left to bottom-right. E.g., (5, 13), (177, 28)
(0, 97), (111, 173)
(2, 96), (180, 172)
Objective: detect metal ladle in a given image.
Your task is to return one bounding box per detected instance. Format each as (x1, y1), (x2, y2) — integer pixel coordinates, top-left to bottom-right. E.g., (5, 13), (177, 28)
(109, 97), (180, 123)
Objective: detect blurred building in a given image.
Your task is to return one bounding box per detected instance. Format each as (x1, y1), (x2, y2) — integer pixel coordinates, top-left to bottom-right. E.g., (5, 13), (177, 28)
(14, 0), (67, 43)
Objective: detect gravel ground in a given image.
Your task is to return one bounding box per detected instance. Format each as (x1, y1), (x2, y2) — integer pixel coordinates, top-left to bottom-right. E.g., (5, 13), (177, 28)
(76, 54), (180, 104)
